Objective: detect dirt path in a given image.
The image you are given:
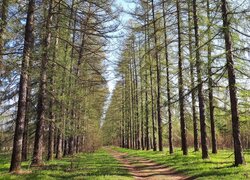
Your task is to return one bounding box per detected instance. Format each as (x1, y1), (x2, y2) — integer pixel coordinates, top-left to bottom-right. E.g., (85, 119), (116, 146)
(107, 148), (193, 180)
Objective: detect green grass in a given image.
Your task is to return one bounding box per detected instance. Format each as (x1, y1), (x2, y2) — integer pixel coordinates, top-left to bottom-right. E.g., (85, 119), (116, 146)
(0, 149), (132, 180)
(114, 147), (250, 179)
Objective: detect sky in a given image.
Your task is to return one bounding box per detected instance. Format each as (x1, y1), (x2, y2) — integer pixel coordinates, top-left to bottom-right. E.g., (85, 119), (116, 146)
(100, 0), (135, 126)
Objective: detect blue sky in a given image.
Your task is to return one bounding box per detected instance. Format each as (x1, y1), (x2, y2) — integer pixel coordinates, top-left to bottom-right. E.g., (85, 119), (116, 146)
(100, 0), (134, 125)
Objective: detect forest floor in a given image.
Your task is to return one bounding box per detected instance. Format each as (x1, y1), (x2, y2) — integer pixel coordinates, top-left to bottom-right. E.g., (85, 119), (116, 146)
(1, 147), (250, 179)
(107, 148), (189, 180)
(0, 149), (132, 180)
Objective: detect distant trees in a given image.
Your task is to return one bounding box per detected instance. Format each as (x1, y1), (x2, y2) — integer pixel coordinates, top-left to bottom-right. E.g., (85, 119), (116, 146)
(102, 0), (249, 166)
(1, 0), (118, 173)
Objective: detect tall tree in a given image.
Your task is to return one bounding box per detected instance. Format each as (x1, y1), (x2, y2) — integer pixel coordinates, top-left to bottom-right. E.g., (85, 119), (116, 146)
(10, 0), (35, 172)
(192, 0), (209, 159)
(176, 0), (188, 155)
(187, 0), (199, 152)
(162, 0), (173, 154)
(31, 0), (53, 166)
(151, 0), (163, 151)
(207, 0), (217, 154)
(221, 0), (245, 166)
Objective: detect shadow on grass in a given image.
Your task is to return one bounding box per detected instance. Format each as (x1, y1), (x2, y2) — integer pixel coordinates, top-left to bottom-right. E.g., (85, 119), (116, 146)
(0, 150), (132, 179)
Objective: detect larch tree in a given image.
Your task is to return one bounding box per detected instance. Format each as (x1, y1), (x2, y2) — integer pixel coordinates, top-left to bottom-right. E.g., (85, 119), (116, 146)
(176, 0), (188, 155)
(32, 0), (54, 166)
(192, 0), (209, 159)
(221, 0), (245, 166)
(9, 0), (35, 172)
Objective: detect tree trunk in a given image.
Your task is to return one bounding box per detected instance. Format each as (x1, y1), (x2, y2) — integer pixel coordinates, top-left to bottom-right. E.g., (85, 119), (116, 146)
(187, 0), (199, 152)
(63, 139), (68, 156)
(207, 0), (217, 154)
(145, 70), (150, 150)
(151, 0), (163, 151)
(0, 0), (8, 69)
(162, 0), (173, 154)
(149, 62), (157, 151)
(221, 0), (245, 166)
(47, 120), (54, 160)
(32, 0), (53, 166)
(56, 132), (63, 159)
(192, 0), (209, 159)
(122, 76), (126, 148)
(139, 57), (144, 150)
(10, 0), (35, 172)
(129, 62), (134, 149)
(68, 136), (74, 155)
(176, 0), (188, 155)
(144, 3), (150, 151)
(132, 37), (140, 149)
(21, 77), (32, 161)
(54, 127), (57, 155)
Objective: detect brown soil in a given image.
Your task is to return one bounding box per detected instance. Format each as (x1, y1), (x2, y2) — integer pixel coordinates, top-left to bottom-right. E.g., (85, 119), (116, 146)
(10, 169), (32, 175)
(108, 148), (194, 180)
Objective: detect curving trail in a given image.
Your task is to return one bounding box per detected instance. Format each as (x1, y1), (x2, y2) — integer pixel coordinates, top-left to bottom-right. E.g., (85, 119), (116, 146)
(107, 148), (194, 180)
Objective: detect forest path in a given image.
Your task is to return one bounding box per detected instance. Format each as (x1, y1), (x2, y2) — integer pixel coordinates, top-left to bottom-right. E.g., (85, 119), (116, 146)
(107, 148), (193, 180)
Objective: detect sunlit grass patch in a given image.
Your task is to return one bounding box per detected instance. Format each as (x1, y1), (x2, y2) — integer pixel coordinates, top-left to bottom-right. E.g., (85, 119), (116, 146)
(0, 149), (132, 180)
(114, 147), (250, 179)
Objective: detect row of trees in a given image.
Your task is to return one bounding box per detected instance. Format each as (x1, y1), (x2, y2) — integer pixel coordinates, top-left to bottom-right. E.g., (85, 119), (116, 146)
(0, 0), (118, 173)
(103, 0), (250, 166)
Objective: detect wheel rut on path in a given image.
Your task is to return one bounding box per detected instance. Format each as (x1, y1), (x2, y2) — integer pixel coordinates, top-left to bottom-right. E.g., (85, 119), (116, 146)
(108, 149), (194, 180)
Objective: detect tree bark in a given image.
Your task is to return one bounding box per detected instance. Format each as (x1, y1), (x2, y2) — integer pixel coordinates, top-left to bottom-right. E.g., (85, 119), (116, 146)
(162, 0), (173, 154)
(176, 0), (188, 155)
(32, 0), (53, 166)
(56, 130), (63, 159)
(0, 0), (8, 70)
(221, 0), (245, 166)
(21, 77), (32, 161)
(188, 0), (199, 152)
(145, 70), (150, 150)
(192, 0), (209, 159)
(139, 56), (144, 150)
(151, 0), (163, 151)
(63, 139), (68, 156)
(207, 0), (217, 154)
(132, 37), (140, 149)
(10, 0), (35, 172)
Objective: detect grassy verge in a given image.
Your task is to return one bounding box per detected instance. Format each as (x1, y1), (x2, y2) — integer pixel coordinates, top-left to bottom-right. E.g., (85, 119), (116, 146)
(0, 149), (132, 180)
(114, 147), (250, 179)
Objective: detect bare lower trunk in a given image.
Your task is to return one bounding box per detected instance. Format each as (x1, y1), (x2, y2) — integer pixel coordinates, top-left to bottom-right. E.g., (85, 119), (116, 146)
(68, 136), (74, 155)
(63, 139), (68, 156)
(139, 55), (144, 150)
(47, 120), (54, 160)
(150, 63), (157, 151)
(56, 131), (63, 159)
(145, 71), (149, 150)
